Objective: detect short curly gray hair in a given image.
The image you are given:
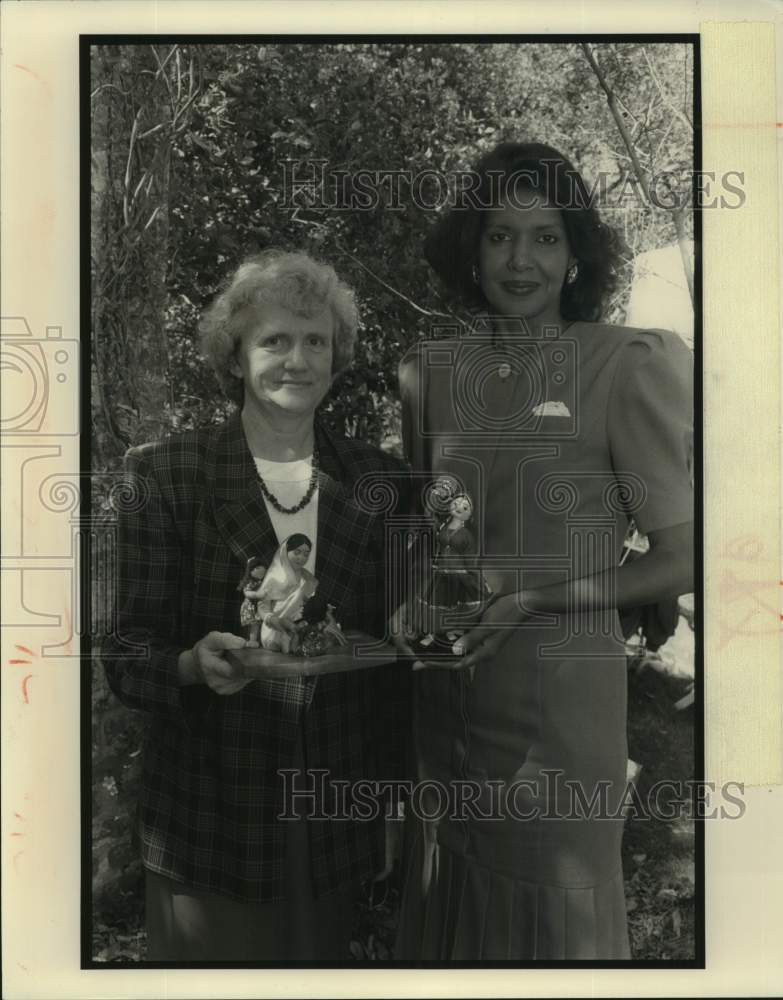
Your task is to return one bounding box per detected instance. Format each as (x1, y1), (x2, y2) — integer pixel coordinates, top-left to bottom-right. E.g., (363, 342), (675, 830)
(198, 249), (360, 403)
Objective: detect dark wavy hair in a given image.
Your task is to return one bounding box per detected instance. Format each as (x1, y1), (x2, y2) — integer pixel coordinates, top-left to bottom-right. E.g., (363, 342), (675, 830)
(236, 555), (265, 592)
(425, 142), (624, 322)
(285, 533), (312, 553)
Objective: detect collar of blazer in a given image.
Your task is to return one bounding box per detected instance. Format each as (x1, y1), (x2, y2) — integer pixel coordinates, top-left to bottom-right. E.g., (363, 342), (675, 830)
(207, 412), (376, 607)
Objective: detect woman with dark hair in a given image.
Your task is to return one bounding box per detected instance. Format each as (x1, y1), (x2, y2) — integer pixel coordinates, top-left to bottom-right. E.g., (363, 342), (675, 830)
(395, 142), (693, 960)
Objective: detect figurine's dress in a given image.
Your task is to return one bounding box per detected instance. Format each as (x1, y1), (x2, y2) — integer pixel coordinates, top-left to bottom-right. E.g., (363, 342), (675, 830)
(396, 324), (693, 959)
(423, 525), (489, 609)
(258, 574), (316, 653)
(239, 592), (262, 627)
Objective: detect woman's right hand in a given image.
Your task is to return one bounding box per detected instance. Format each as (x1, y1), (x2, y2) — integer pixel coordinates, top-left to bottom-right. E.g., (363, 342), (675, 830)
(178, 631), (253, 695)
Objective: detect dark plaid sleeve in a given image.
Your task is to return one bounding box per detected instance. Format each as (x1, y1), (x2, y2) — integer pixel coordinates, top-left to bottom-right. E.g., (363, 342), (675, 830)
(101, 445), (213, 724)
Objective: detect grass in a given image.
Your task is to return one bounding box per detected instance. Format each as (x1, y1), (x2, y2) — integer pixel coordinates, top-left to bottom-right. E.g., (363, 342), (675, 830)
(623, 654), (696, 960)
(92, 650), (696, 963)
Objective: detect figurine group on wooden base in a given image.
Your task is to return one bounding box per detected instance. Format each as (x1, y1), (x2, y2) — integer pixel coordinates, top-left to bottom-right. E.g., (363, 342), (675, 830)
(237, 534), (346, 658)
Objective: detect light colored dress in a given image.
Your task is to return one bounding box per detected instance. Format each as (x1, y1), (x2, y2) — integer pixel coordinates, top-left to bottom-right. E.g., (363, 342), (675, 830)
(256, 538), (317, 653)
(258, 574), (316, 652)
(395, 322), (693, 960)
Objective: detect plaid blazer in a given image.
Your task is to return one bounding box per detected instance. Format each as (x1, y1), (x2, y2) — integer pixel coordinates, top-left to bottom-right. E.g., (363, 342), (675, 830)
(102, 413), (412, 903)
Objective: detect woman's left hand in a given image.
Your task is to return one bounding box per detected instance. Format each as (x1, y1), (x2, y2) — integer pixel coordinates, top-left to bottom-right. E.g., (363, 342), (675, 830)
(448, 592), (529, 671)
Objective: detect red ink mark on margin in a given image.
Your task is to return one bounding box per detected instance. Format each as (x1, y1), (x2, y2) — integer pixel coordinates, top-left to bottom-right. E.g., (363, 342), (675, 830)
(21, 674), (34, 704)
(705, 121), (783, 129)
(13, 64), (41, 82)
(9, 659), (31, 665)
(14, 812), (24, 821)
(16, 644), (35, 656)
(10, 832), (23, 837)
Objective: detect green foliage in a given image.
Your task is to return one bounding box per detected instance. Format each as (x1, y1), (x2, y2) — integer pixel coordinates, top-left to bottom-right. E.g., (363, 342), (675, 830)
(95, 40), (693, 459)
(91, 42), (695, 954)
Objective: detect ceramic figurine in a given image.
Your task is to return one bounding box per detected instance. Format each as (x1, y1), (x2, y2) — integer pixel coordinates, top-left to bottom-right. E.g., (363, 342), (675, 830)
(411, 484), (492, 658)
(237, 556), (267, 645)
(290, 593), (348, 658)
(255, 534), (317, 653)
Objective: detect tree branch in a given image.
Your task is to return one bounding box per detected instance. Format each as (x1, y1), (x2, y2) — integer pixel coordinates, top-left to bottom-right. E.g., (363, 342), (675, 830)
(581, 42), (694, 306)
(642, 46), (693, 130)
(334, 239), (458, 321)
(580, 44), (655, 206)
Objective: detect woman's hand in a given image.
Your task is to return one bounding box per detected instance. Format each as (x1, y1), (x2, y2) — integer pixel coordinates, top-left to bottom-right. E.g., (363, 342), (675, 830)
(450, 593), (529, 671)
(178, 631), (254, 695)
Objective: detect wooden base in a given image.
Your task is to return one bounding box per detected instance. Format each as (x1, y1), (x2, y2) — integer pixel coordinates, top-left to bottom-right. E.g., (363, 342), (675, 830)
(225, 632), (399, 679)
(411, 631), (466, 662)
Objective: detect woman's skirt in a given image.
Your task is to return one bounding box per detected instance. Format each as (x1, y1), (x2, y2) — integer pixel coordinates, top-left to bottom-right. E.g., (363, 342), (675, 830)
(395, 817), (630, 961)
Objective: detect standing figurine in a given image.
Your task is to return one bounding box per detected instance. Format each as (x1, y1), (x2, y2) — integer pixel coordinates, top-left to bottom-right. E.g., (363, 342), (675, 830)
(256, 534), (317, 653)
(237, 557), (267, 646)
(413, 487), (492, 652)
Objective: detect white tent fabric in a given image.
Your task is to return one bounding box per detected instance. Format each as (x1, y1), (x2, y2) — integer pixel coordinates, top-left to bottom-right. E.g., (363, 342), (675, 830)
(625, 241), (694, 349)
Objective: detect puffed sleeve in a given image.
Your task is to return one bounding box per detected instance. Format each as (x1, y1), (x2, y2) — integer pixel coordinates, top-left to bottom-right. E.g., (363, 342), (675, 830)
(607, 329), (694, 535)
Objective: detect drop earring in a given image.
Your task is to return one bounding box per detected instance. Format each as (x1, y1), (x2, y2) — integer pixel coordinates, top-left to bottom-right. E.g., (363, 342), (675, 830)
(471, 263), (480, 285)
(566, 263), (579, 285)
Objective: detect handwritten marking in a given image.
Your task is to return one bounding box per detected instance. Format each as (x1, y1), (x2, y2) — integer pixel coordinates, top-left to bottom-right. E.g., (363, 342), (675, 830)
(723, 534), (763, 561)
(14, 812), (24, 821)
(62, 605), (74, 656)
(9, 659), (31, 665)
(21, 674), (34, 704)
(13, 64), (41, 82)
(15, 645), (35, 657)
(719, 535), (781, 648)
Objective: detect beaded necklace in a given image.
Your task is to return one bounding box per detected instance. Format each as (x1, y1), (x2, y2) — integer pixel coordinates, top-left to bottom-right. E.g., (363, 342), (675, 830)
(256, 448), (319, 515)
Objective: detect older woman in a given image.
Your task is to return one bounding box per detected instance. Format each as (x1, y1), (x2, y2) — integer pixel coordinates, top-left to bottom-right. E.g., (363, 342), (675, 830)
(395, 142), (694, 960)
(103, 249), (409, 961)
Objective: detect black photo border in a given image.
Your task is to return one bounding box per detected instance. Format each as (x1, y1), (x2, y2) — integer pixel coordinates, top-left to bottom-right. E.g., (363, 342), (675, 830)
(79, 30), (704, 973)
